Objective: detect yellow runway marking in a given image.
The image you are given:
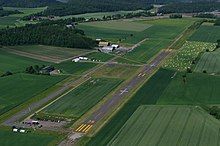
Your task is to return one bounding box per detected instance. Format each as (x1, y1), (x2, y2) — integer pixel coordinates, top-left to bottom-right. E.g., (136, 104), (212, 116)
(75, 124), (84, 132)
(85, 125), (93, 133)
(82, 125), (91, 133)
(77, 124), (87, 132)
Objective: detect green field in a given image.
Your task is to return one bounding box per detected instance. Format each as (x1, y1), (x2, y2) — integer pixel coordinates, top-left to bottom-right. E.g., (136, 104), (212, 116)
(157, 71), (220, 105)
(79, 18), (194, 46)
(59, 10), (144, 19)
(43, 78), (122, 118)
(195, 48), (220, 74)
(92, 64), (139, 79)
(55, 61), (97, 74)
(7, 45), (91, 63)
(0, 74), (66, 115)
(108, 105), (220, 146)
(189, 25), (220, 43)
(81, 20), (151, 32)
(123, 39), (172, 63)
(0, 129), (59, 146)
(0, 49), (47, 74)
(85, 52), (115, 62)
(164, 41), (216, 71)
(87, 69), (174, 145)
(0, 7), (46, 28)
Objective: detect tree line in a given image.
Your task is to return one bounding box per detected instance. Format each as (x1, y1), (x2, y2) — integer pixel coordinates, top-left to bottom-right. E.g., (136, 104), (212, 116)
(0, 7), (22, 17)
(158, 2), (220, 14)
(0, 22), (96, 49)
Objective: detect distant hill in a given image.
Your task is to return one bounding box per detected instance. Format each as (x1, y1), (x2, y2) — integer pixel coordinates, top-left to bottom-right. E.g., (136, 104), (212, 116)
(0, 0), (60, 7)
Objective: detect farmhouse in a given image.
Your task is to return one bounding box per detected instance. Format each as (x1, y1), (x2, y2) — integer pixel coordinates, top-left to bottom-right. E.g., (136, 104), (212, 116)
(99, 46), (115, 53)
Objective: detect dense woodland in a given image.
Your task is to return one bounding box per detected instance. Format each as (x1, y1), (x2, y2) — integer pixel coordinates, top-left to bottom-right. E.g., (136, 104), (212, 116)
(0, 22), (96, 49)
(158, 2), (220, 13)
(0, 7), (22, 17)
(0, 0), (59, 7)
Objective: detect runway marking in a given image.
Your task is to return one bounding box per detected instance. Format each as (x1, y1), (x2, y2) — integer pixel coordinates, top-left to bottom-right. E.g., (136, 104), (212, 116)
(75, 124), (93, 133)
(82, 125), (93, 133)
(75, 124), (84, 131)
(76, 124), (86, 132)
(120, 88), (128, 95)
(85, 125), (93, 133)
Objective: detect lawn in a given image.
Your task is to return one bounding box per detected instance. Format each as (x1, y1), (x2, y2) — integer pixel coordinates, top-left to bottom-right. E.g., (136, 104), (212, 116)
(194, 48), (220, 74)
(0, 7), (46, 28)
(87, 69), (174, 145)
(0, 74), (66, 115)
(108, 105), (220, 146)
(81, 20), (151, 32)
(85, 52), (115, 62)
(42, 78), (122, 118)
(164, 41), (216, 71)
(55, 61), (97, 75)
(0, 129), (60, 146)
(123, 38), (172, 63)
(189, 25), (220, 43)
(92, 64), (140, 79)
(6, 45), (91, 63)
(157, 71), (220, 105)
(0, 49), (48, 74)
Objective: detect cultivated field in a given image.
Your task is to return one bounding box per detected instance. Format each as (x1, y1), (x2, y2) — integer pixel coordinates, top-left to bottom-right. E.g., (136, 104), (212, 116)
(42, 78), (122, 118)
(0, 49), (48, 74)
(60, 10), (143, 19)
(0, 74), (66, 115)
(0, 129), (60, 146)
(5, 45), (91, 63)
(157, 71), (220, 105)
(123, 39), (172, 63)
(195, 48), (220, 74)
(108, 105), (220, 146)
(189, 25), (220, 43)
(87, 69), (174, 145)
(79, 18), (194, 47)
(164, 41), (216, 71)
(92, 64), (139, 79)
(0, 7), (46, 28)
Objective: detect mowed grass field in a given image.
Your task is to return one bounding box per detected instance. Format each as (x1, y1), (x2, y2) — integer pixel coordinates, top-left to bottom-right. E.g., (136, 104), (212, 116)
(87, 69), (175, 145)
(0, 74), (66, 115)
(108, 105), (220, 146)
(85, 52), (115, 62)
(92, 64), (140, 79)
(189, 25), (220, 43)
(0, 49), (48, 74)
(0, 7), (46, 28)
(157, 71), (220, 105)
(43, 78), (122, 118)
(79, 18), (194, 46)
(0, 129), (60, 146)
(6, 45), (91, 63)
(55, 61), (97, 75)
(164, 41), (216, 71)
(123, 39), (172, 63)
(195, 48), (220, 74)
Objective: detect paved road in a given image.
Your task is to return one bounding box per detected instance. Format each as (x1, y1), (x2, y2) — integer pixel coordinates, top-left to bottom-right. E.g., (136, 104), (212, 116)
(71, 50), (171, 136)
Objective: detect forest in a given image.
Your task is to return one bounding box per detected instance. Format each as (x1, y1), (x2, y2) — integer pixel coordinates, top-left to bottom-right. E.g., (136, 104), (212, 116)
(0, 22), (96, 49)
(158, 2), (220, 13)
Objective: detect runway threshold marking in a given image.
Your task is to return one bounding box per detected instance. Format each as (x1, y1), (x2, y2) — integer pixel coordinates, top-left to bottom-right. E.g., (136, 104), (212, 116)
(75, 124), (94, 133)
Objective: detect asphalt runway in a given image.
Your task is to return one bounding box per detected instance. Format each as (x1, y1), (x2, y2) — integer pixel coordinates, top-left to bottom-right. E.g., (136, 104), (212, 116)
(80, 50), (171, 128)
